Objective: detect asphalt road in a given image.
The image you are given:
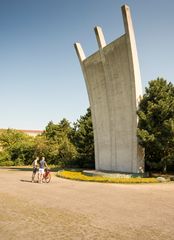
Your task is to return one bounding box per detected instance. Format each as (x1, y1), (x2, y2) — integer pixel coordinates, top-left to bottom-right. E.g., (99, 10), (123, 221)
(0, 167), (174, 240)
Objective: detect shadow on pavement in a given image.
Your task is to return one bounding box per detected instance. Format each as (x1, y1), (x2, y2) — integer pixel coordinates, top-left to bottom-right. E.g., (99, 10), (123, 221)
(20, 179), (32, 183)
(0, 167), (32, 172)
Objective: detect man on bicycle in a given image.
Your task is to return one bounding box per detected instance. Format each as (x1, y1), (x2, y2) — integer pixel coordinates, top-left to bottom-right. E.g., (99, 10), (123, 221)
(38, 156), (48, 183)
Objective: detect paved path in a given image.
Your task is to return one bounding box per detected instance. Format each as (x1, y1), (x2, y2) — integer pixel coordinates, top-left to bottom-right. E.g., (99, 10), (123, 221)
(0, 168), (174, 240)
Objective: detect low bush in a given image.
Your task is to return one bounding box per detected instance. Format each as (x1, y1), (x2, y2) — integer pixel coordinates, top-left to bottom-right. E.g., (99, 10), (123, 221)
(57, 170), (159, 183)
(0, 160), (14, 166)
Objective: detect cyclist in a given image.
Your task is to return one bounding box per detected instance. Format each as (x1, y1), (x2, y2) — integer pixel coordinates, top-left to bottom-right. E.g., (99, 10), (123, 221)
(38, 156), (48, 183)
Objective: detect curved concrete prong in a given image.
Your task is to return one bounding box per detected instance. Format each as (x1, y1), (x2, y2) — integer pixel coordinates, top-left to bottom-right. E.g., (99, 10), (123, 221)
(121, 4), (143, 104)
(121, 5), (133, 36)
(74, 42), (86, 62)
(94, 26), (106, 49)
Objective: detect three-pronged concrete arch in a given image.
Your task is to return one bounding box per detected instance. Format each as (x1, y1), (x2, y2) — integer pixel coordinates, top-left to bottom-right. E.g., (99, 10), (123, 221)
(74, 5), (144, 173)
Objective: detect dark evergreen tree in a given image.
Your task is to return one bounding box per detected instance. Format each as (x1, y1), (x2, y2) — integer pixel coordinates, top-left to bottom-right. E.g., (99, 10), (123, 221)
(72, 108), (95, 168)
(137, 78), (174, 172)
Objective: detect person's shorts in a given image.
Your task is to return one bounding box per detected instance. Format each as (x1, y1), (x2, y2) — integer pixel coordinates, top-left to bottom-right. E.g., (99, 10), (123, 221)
(33, 168), (38, 174)
(39, 168), (44, 174)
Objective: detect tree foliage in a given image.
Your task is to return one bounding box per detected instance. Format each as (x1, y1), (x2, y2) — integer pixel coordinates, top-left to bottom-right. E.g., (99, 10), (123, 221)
(0, 111), (94, 168)
(42, 118), (77, 166)
(0, 129), (35, 165)
(72, 108), (95, 168)
(137, 78), (174, 172)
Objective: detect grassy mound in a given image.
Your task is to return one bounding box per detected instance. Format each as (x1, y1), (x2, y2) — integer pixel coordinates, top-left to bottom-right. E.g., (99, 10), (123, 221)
(57, 170), (159, 184)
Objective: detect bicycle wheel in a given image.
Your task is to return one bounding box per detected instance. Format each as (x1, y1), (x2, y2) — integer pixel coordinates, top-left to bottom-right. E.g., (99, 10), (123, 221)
(44, 173), (51, 183)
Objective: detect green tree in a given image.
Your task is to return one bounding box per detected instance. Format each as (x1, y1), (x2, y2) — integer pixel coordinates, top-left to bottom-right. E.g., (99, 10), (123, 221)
(0, 151), (13, 166)
(137, 78), (174, 172)
(58, 138), (77, 167)
(0, 129), (27, 149)
(0, 129), (35, 165)
(43, 118), (77, 165)
(33, 134), (50, 159)
(9, 140), (35, 165)
(72, 108), (95, 168)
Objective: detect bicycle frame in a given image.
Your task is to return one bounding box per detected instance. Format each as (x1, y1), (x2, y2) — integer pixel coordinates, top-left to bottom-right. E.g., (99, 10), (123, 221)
(42, 169), (51, 183)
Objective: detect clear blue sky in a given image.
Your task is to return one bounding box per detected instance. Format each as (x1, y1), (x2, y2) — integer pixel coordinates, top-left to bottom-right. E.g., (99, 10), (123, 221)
(0, 0), (174, 130)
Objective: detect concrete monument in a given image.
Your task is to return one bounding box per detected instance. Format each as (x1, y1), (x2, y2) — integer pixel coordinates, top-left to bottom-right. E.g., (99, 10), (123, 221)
(74, 5), (144, 173)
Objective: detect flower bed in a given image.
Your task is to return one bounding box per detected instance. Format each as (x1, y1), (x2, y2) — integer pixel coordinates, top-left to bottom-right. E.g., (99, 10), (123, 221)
(57, 170), (159, 184)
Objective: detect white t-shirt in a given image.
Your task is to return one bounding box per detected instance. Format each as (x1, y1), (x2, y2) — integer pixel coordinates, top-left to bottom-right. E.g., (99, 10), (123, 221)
(33, 159), (38, 168)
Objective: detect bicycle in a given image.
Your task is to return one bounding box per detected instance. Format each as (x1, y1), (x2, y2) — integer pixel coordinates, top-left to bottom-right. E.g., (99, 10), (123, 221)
(42, 168), (51, 183)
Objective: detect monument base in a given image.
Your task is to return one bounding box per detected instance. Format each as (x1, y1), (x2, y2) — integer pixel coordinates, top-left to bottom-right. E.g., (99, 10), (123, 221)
(83, 170), (147, 178)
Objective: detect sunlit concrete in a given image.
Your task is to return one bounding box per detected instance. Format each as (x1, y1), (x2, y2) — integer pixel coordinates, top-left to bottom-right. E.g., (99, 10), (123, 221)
(74, 5), (144, 173)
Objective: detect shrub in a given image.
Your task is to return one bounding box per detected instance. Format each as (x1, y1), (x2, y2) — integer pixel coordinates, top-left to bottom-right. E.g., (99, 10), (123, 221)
(0, 160), (14, 166)
(57, 170), (159, 184)
(14, 158), (24, 166)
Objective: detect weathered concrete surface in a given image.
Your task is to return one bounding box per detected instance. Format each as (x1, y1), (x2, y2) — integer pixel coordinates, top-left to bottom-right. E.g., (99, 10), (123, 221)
(74, 5), (144, 173)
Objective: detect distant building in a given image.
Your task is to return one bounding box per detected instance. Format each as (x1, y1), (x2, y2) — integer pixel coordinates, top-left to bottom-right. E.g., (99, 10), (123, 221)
(0, 129), (43, 137)
(18, 129), (44, 137)
(0, 129), (43, 152)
